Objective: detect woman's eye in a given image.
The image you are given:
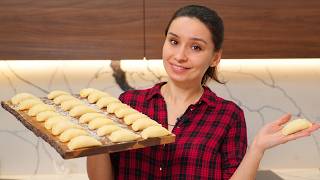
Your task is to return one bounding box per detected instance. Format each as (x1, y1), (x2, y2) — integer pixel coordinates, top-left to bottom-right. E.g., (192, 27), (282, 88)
(170, 39), (178, 45)
(192, 45), (202, 51)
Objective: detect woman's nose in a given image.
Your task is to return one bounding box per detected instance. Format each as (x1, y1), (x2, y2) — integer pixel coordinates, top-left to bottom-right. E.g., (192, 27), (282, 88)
(174, 46), (188, 62)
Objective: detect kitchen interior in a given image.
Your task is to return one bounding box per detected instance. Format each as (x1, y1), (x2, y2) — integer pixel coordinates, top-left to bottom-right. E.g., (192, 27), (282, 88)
(0, 0), (320, 180)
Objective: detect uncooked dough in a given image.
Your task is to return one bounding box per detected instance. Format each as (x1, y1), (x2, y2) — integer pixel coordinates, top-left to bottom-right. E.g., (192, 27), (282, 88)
(109, 129), (140, 143)
(141, 125), (171, 139)
(67, 135), (102, 150)
(282, 118), (312, 135)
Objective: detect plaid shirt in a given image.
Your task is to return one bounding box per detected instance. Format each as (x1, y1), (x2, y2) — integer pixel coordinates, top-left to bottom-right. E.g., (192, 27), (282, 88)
(111, 82), (247, 179)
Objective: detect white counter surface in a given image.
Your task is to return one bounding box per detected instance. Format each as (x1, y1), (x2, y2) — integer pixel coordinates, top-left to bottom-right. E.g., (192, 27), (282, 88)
(1, 169), (320, 180)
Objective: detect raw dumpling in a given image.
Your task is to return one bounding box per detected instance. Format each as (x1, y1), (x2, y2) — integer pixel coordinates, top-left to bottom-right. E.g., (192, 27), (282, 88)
(88, 117), (114, 130)
(79, 88), (97, 98)
(97, 125), (121, 136)
(114, 107), (138, 119)
(28, 104), (55, 116)
(36, 110), (60, 122)
(53, 94), (76, 105)
(87, 91), (110, 103)
(106, 102), (128, 114)
(47, 90), (69, 100)
(141, 126), (171, 139)
(96, 96), (120, 109)
(44, 116), (69, 130)
(11, 93), (36, 105)
(131, 118), (161, 131)
(51, 121), (82, 136)
(17, 98), (43, 110)
(109, 129), (140, 143)
(282, 118), (312, 135)
(68, 135), (102, 150)
(79, 113), (105, 123)
(60, 99), (83, 111)
(59, 128), (88, 143)
(69, 105), (97, 117)
(123, 113), (147, 125)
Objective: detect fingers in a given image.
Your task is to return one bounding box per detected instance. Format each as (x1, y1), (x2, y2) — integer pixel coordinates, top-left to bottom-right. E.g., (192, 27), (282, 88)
(275, 113), (292, 126)
(306, 123), (320, 133)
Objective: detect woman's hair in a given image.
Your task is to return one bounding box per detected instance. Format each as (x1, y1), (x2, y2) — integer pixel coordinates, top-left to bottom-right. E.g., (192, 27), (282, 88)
(165, 5), (224, 85)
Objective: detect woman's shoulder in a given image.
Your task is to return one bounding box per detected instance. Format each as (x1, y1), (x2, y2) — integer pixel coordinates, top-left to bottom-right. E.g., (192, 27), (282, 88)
(118, 82), (164, 104)
(204, 86), (243, 115)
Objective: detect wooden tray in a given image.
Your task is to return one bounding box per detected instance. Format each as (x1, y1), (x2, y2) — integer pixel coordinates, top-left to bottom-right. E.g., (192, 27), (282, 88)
(1, 100), (175, 159)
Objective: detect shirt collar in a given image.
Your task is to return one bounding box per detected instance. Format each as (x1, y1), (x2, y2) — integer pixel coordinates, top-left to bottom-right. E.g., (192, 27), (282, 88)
(198, 86), (218, 107)
(145, 82), (166, 101)
(146, 82), (218, 107)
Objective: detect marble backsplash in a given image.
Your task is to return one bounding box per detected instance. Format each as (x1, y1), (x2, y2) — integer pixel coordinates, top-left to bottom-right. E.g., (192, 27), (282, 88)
(0, 59), (319, 176)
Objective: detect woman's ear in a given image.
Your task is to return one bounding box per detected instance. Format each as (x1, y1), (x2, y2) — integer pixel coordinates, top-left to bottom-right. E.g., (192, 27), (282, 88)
(210, 50), (222, 67)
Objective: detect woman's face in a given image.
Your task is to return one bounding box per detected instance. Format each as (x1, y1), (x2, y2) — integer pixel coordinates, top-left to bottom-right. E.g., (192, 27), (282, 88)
(162, 16), (220, 85)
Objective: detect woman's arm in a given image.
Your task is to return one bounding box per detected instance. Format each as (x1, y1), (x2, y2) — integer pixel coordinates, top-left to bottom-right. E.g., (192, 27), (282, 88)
(230, 114), (320, 180)
(87, 153), (113, 180)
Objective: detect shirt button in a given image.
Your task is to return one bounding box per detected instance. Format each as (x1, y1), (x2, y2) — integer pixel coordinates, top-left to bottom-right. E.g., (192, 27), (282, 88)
(160, 167), (162, 171)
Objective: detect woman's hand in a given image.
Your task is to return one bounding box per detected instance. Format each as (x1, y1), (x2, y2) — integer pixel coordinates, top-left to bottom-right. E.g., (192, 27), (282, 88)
(251, 114), (320, 154)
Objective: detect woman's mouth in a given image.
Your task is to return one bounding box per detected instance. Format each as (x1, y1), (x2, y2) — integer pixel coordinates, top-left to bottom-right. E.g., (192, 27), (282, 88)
(170, 63), (190, 73)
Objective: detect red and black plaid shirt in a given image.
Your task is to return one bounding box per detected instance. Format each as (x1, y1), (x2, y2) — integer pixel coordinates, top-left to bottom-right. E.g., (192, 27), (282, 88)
(111, 82), (247, 179)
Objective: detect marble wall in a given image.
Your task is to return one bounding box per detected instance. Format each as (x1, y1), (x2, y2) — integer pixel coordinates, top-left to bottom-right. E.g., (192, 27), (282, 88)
(0, 59), (319, 176)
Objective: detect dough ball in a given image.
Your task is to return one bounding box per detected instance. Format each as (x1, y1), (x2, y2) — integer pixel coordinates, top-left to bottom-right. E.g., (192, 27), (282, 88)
(97, 125), (121, 136)
(47, 90), (69, 100)
(131, 117), (161, 131)
(109, 129), (140, 143)
(60, 99), (83, 111)
(282, 118), (312, 135)
(67, 135), (102, 150)
(28, 104), (55, 116)
(17, 98), (43, 110)
(11, 93), (36, 105)
(123, 113), (147, 125)
(96, 96), (120, 109)
(79, 112), (105, 124)
(59, 128), (88, 143)
(36, 110), (60, 122)
(69, 105), (97, 117)
(141, 126), (171, 139)
(53, 95), (76, 105)
(88, 117), (114, 130)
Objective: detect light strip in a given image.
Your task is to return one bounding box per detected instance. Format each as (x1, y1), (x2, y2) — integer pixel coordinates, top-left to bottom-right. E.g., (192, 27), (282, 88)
(1, 59), (320, 71)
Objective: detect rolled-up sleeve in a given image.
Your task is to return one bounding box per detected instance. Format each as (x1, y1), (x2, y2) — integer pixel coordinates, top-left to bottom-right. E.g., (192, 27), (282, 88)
(221, 107), (247, 180)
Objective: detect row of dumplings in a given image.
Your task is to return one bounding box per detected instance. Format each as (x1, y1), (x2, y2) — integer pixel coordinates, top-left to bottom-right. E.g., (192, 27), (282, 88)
(48, 90), (144, 144)
(11, 92), (102, 150)
(11, 89), (171, 149)
(48, 89), (170, 142)
(80, 88), (171, 136)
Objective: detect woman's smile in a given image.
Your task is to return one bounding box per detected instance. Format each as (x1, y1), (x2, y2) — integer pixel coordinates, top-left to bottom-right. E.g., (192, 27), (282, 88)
(169, 62), (191, 73)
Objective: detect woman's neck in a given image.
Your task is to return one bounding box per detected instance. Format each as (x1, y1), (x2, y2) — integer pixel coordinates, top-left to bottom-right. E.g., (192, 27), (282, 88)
(161, 81), (203, 105)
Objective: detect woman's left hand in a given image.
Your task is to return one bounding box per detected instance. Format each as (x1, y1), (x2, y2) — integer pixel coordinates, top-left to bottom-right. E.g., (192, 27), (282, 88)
(251, 114), (320, 154)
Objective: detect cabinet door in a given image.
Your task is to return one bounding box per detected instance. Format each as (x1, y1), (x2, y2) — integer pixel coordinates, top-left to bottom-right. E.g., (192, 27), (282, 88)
(0, 0), (143, 60)
(145, 0), (320, 59)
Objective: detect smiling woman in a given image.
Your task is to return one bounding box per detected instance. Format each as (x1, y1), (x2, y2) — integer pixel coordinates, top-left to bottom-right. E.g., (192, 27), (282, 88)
(84, 5), (320, 180)
(87, 5), (248, 180)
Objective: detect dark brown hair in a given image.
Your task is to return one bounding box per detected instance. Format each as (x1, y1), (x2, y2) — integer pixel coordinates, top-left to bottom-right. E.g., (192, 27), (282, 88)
(165, 5), (224, 85)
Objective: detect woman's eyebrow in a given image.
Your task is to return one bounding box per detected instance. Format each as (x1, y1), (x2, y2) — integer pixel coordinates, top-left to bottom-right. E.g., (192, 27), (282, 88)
(168, 32), (179, 37)
(168, 32), (207, 44)
(191, 37), (207, 44)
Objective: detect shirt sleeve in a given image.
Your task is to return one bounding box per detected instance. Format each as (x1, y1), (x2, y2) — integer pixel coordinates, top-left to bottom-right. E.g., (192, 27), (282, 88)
(221, 106), (247, 180)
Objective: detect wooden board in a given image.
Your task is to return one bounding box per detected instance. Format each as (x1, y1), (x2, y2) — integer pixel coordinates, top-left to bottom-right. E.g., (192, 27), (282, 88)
(1, 100), (175, 159)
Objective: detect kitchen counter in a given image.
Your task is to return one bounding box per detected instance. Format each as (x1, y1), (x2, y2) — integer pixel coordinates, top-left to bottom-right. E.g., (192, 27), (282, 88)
(1, 169), (319, 180)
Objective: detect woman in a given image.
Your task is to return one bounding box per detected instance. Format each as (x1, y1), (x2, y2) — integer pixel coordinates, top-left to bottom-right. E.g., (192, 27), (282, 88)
(87, 5), (320, 179)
